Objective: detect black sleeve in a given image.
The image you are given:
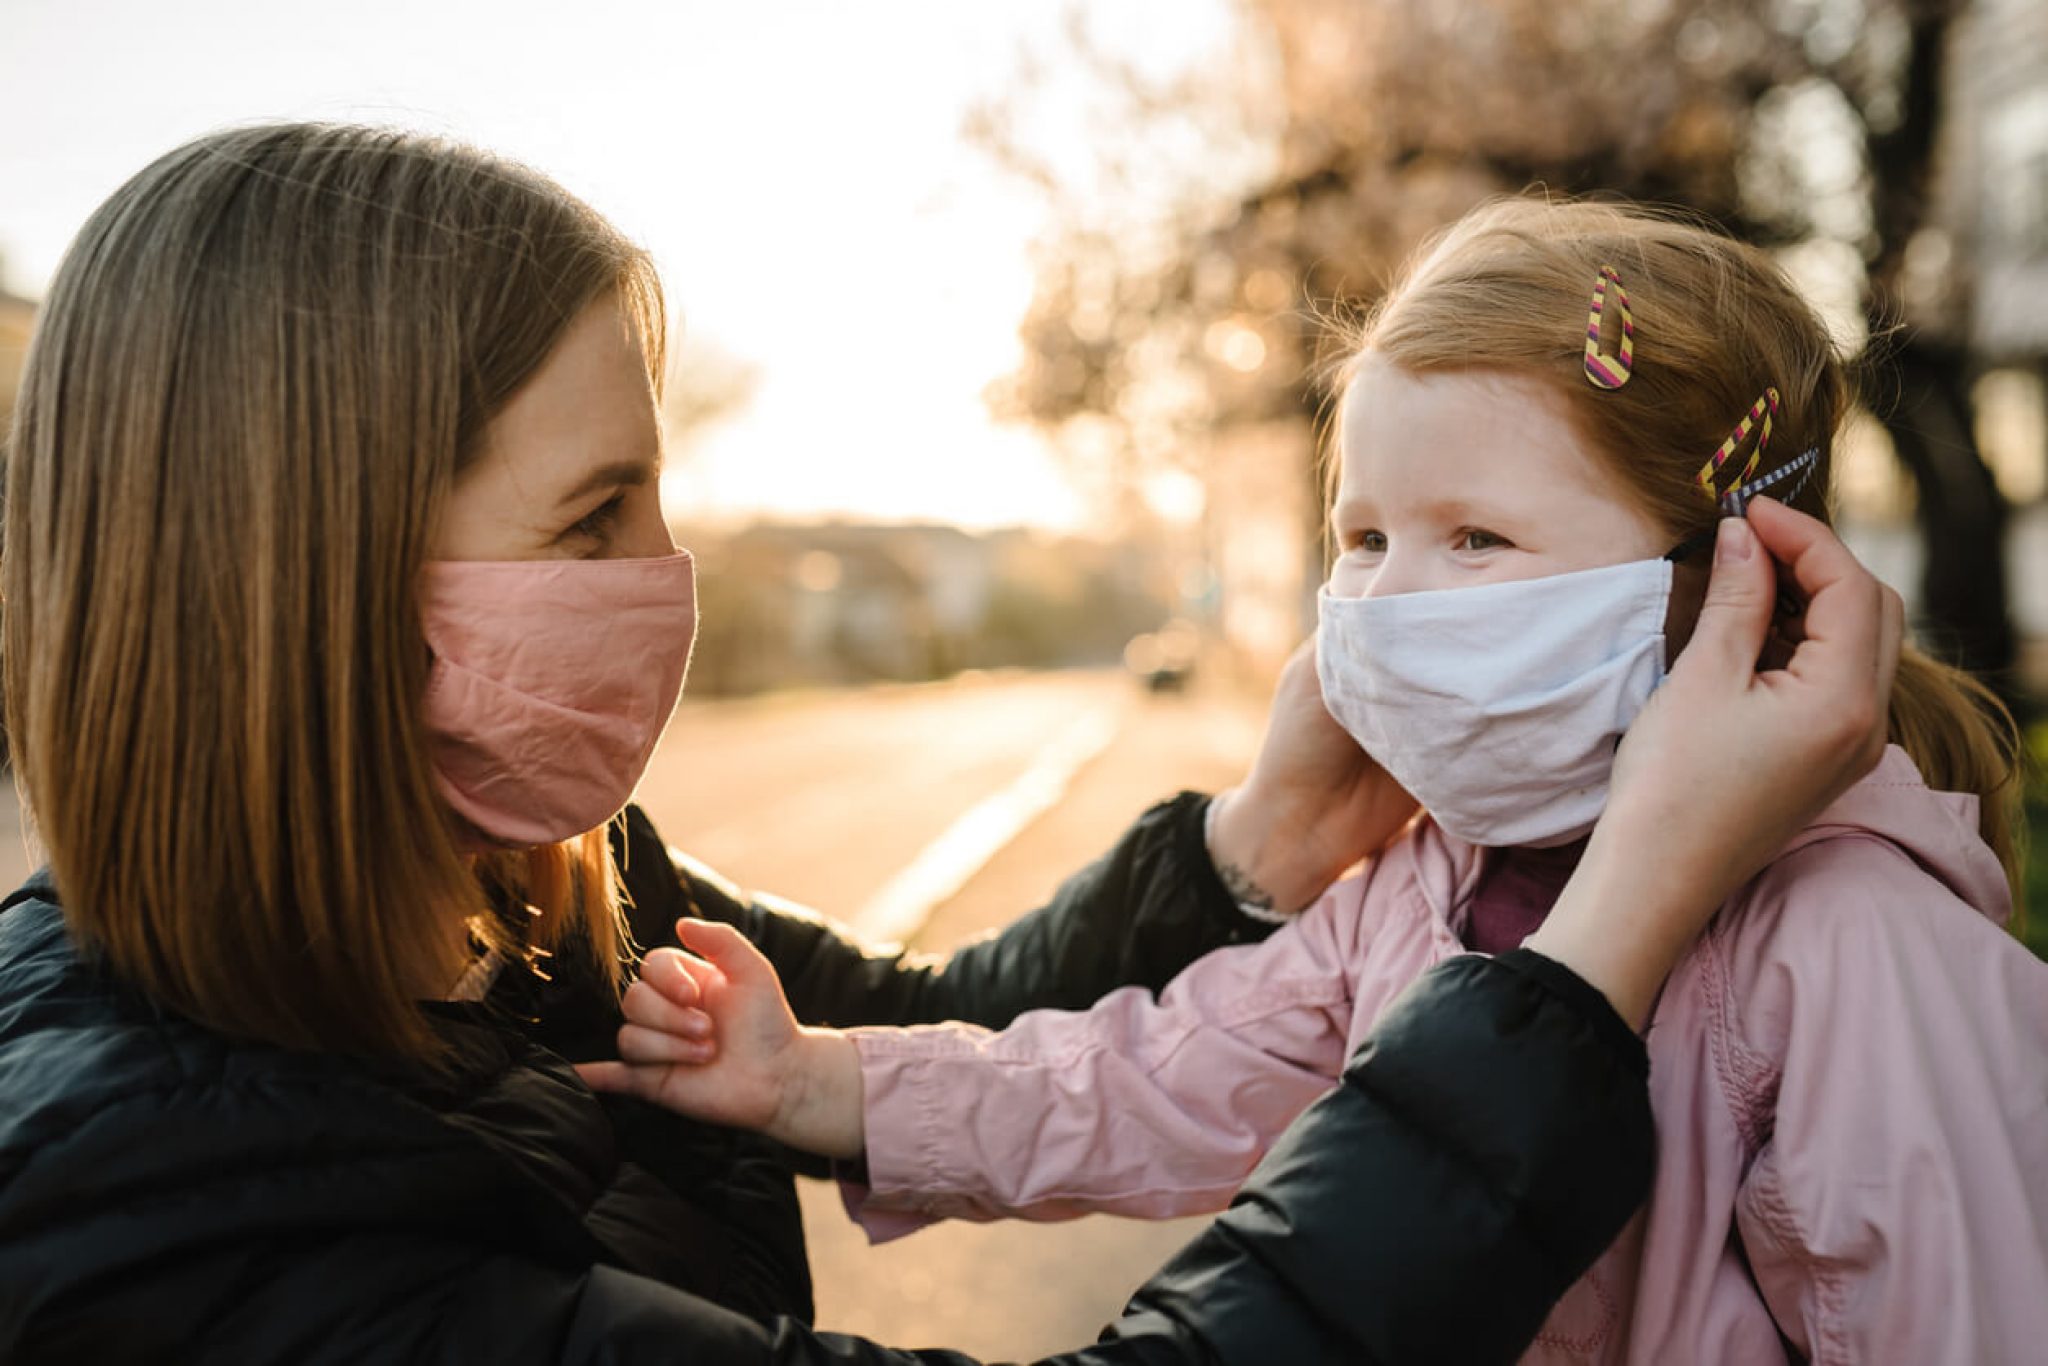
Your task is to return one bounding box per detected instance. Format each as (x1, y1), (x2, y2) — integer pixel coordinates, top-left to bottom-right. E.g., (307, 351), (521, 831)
(267, 949), (1649, 1366)
(612, 796), (1277, 1031)
(1106, 948), (1654, 1363)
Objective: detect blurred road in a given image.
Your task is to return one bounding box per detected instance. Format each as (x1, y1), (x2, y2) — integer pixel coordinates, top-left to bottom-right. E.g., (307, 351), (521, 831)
(635, 668), (1269, 1360)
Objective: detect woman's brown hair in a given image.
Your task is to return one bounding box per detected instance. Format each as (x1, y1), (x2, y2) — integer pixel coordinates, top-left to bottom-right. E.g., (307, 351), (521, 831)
(1338, 197), (2024, 922)
(4, 123), (667, 1060)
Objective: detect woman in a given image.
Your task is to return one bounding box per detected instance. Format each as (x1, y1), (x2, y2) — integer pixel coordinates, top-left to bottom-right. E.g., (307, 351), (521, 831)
(0, 123), (1899, 1363)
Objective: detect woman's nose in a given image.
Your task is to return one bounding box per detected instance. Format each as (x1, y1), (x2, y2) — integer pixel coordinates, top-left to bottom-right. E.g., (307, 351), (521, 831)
(609, 488), (679, 560)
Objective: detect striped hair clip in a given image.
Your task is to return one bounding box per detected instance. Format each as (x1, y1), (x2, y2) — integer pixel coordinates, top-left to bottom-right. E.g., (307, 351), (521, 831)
(1695, 388), (1780, 498)
(1583, 265), (1635, 390)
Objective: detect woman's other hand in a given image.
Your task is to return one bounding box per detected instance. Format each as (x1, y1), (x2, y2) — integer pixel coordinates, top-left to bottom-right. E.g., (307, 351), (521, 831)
(1207, 641), (1421, 917)
(1528, 499), (1904, 1027)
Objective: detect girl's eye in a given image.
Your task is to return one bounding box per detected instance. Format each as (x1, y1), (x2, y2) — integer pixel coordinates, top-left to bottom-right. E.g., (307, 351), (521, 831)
(1459, 528), (1509, 552)
(1350, 530), (1387, 553)
(567, 494), (625, 542)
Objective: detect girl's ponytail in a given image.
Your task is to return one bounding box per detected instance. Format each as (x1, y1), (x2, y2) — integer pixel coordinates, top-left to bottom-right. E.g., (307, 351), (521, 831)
(1887, 645), (2026, 931)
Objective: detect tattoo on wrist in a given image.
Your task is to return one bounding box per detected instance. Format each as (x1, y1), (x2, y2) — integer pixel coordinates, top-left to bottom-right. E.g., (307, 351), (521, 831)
(1204, 793), (1293, 923)
(1216, 859), (1277, 914)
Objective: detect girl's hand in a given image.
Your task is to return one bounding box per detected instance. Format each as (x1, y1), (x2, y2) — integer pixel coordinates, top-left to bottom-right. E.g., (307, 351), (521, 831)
(1208, 641), (1420, 916)
(1528, 499), (1904, 1027)
(576, 919), (865, 1158)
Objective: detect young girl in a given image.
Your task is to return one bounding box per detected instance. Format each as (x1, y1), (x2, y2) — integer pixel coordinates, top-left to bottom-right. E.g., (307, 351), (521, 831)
(587, 199), (2048, 1364)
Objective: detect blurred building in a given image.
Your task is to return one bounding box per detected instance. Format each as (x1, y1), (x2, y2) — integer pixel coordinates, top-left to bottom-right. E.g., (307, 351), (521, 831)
(682, 521), (1174, 696)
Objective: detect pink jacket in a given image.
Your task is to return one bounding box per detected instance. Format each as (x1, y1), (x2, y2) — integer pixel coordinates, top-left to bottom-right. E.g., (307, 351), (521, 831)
(845, 748), (2048, 1363)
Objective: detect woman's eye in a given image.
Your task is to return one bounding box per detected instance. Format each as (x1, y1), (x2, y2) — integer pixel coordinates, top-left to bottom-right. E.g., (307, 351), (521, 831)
(567, 494), (625, 541)
(1459, 528), (1508, 551)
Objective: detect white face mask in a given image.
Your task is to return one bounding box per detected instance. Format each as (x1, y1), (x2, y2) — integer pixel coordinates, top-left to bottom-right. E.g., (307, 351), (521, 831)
(1315, 558), (1672, 848)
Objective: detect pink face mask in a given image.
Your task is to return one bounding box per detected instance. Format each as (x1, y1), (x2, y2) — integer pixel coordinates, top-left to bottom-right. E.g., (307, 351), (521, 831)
(419, 551), (698, 848)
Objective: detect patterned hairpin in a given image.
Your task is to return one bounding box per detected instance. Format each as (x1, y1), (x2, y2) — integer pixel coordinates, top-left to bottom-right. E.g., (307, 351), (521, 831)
(1695, 387), (1780, 498)
(1720, 444), (1819, 517)
(1583, 265), (1635, 390)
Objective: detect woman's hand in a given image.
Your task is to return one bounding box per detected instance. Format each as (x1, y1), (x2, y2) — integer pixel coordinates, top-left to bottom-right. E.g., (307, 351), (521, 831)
(1527, 500), (1904, 1027)
(1208, 642), (1420, 916)
(576, 919), (866, 1159)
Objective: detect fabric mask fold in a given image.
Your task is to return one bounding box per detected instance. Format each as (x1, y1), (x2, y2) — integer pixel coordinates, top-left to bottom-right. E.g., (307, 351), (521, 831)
(1315, 557), (1671, 848)
(420, 551), (698, 848)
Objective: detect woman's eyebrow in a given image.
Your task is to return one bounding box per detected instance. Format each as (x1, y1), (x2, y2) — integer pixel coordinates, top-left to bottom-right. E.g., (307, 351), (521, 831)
(554, 456), (658, 509)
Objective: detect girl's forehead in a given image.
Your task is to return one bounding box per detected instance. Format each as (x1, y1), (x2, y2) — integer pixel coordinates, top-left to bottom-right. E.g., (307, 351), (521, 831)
(1335, 360), (1622, 514)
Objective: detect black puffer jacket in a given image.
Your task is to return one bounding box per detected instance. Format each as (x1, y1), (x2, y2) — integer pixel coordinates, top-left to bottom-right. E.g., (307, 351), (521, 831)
(0, 797), (1653, 1363)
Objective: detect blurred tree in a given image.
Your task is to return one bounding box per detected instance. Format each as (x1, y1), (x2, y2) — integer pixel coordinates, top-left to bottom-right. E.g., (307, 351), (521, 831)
(662, 337), (759, 456)
(988, 0), (2020, 697)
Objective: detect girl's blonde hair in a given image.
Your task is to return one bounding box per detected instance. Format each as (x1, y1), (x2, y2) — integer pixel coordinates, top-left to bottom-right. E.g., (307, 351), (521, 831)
(4, 123), (667, 1061)
(1340, 197), (2023, 920)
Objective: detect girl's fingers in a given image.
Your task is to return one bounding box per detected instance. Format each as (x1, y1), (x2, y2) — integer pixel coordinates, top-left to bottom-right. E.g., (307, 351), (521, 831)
(638, 947), (708, 1007)
(620, 979), (713, 1040)
(618, 1021), (716, 1065)
(674, 918), (776, 990)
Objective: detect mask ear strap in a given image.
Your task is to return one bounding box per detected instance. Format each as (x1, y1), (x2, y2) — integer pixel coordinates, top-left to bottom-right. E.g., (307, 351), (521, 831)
(1665, 445), (1822, 562)
(1720, 444), (1819, 517)
(1664, 529), (1716, 563)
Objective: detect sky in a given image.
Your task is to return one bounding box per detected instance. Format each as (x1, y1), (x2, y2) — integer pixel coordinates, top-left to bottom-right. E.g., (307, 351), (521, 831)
(0, 0), (1259, 531)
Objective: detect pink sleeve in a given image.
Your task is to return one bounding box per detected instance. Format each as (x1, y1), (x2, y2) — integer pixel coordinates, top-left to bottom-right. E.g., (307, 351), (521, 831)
(840, 891), (1359, 1241)
(1728, 843), (2048, 1365)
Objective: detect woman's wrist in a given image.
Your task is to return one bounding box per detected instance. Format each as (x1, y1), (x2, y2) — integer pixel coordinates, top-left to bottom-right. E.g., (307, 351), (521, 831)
(1522, 817), (1709, 1031)
(1205, 788), (1347, 920)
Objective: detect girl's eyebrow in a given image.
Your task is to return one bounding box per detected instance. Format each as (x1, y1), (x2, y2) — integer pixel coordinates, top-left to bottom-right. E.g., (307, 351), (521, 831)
(554, 456), (658, 510)
(1328, 497), (1372, 532)
(1416, 495), (1510, 523)
(1332, 493), (1514, 525)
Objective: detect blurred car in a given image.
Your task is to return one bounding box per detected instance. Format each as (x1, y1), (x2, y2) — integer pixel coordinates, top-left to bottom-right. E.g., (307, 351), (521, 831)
(1123, 620), (1201, 692)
